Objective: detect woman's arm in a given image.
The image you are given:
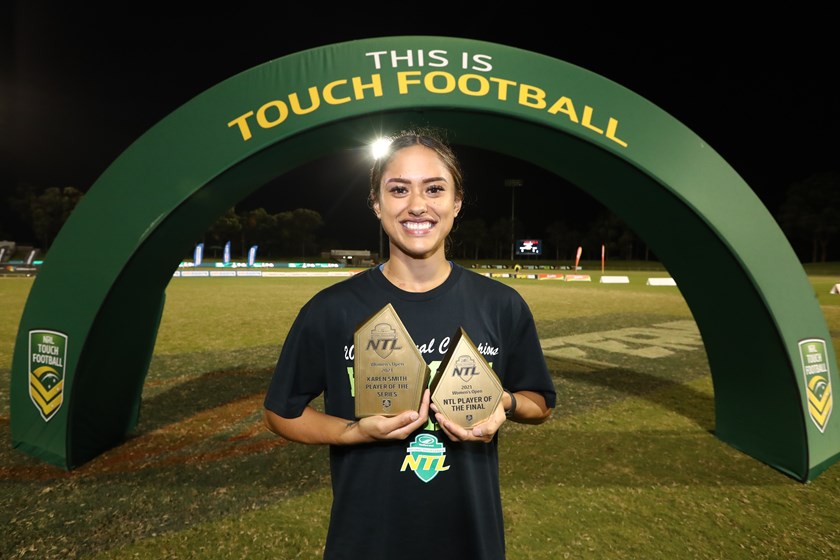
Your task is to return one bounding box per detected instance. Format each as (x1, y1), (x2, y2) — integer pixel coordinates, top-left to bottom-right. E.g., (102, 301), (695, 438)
(264, 389), (431, 445)
(506, 389), (552, 424)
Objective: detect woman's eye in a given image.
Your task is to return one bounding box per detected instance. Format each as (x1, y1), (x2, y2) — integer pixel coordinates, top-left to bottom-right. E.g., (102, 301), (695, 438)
(388, 186), (408, 195)
(427, 185), (444, 194)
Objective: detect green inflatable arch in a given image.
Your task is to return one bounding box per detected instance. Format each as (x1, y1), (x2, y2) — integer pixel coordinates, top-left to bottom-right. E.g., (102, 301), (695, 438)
(10, 36), (840, 481)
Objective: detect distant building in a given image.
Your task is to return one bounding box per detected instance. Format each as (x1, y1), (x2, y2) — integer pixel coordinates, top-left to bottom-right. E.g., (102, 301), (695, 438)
(323, 249), (377, 267)
(0, 241), (14, 263)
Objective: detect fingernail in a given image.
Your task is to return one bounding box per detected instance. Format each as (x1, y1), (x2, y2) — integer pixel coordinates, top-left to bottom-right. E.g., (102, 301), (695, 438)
(410, 412), (419, 421)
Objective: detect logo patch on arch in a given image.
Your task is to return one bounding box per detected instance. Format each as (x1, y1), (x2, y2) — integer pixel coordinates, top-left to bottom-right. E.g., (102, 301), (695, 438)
(29, 330), (68, 422)
(799, 338), (832, 433)
(401, 433), (450, 483)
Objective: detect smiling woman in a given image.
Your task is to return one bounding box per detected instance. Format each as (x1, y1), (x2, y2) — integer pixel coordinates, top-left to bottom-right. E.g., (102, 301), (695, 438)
(370, 131), (464, 289)
(262, 127), (556, 560)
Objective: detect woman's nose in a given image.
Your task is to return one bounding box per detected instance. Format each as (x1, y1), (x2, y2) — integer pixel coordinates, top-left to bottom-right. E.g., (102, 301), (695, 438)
(408, 191), (427, 215)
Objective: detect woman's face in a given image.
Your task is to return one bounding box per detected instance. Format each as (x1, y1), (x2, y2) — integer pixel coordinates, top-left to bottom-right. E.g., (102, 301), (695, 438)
(373, 144), (462, 261)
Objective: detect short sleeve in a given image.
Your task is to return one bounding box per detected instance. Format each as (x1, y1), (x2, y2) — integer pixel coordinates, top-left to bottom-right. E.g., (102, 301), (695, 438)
(263, 300), (328, 418)
(505, 295), (557, 409)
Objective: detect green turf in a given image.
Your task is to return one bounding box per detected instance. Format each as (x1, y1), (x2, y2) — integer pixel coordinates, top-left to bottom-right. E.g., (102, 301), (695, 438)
(2, 266), (840, 559)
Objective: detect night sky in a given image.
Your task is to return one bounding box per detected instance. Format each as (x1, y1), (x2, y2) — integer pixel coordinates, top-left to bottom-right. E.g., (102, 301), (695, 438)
(4, 6), (837, 252)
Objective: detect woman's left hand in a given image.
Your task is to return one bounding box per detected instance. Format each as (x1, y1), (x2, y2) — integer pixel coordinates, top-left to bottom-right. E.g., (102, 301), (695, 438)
(430, 399), (506, 443)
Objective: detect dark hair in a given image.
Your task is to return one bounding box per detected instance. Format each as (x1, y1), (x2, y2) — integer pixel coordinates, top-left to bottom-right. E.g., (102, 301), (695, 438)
(368, 128), (464, 208)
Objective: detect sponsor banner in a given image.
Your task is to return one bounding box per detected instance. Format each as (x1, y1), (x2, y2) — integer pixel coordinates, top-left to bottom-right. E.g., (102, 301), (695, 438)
(214, 261), (275, 268)
(538, 274), (565, 280)
(600, 276), (630, 284)
(287, 262), (342, 268)
(209, 270), (237, 277)
(565, 274), (592, 282)
(194, 243), (204, 266)
(647, 277), (677, 286)
(2, 266), (39, 274)
(236, 270), (263, 277)
(262, 271), (356, 278)
(172, 270), (181, 277)
(29, 330), (68, 422)
(181, 270), (210, 277)
(799, 339), (833, 433)
(223, 241), (231, 264)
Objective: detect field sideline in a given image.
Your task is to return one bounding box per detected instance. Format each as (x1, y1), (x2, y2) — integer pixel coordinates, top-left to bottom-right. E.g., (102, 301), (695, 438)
(2, 264), (840, 559)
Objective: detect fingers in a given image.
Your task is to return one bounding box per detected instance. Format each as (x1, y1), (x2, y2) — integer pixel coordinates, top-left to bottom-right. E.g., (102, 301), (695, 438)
(433, 401), (506, 443)
(435, 414), (462, 441)
(417, 388), (431, 419)
(356, 390), (508, 444)
(359, 389), (431, 441)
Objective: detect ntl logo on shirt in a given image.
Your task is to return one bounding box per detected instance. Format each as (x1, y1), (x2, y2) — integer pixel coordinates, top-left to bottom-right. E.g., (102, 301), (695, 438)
(401, 433), (450, 483)
(29, 330), (68, 422)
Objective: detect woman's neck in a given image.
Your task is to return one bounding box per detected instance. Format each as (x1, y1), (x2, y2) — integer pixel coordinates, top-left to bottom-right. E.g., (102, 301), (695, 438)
(381, 252), (452, 293)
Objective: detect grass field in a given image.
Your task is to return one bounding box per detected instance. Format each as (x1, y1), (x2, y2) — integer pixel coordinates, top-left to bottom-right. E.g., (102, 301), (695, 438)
(3, 264), (840, 559)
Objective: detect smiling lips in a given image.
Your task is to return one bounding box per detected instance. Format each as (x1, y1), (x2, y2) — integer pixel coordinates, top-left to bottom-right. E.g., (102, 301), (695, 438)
(401, 220), (435, 233)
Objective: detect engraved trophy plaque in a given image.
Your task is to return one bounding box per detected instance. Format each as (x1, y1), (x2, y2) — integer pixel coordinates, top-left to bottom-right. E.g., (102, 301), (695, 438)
(354, 303), (430, 417)
(430, 327), (504, 429)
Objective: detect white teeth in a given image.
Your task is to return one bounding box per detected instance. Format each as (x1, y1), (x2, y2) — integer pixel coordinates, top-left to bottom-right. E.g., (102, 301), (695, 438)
(403, 221), (432, 230)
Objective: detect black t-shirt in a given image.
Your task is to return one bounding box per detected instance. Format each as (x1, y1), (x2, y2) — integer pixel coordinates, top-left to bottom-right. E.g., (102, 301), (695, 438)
(264, 264), (556, 560)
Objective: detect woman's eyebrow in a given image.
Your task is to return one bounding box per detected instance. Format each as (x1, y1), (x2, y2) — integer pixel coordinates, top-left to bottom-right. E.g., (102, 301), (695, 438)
(384, 176), (448, 184)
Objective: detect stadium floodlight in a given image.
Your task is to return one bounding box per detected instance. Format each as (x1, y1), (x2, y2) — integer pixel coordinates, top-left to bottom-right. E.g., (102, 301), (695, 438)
(371, 138), (391, 159)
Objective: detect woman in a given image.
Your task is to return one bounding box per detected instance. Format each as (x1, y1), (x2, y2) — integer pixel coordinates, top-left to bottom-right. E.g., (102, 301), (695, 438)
(263, 128), (556, 560)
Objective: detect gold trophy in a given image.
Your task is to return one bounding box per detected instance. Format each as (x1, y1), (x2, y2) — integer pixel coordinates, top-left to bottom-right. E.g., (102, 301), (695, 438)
(354, 303), (430, 417)
(430, 327), (503, 429)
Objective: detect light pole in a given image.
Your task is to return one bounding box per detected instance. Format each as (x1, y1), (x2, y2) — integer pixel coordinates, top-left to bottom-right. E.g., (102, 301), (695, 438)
(505, 179), (523, 261)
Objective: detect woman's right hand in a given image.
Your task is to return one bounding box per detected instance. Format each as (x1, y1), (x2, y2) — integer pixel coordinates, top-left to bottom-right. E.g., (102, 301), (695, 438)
(264, 389), (431, 445)
(355, 388), (430, 441)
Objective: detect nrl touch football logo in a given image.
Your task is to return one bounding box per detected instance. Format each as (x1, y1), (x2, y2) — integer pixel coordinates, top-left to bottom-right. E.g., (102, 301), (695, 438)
(28, 330), (68, 422)
(799, 338), (833, 433)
